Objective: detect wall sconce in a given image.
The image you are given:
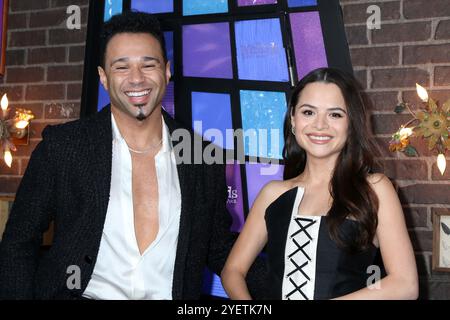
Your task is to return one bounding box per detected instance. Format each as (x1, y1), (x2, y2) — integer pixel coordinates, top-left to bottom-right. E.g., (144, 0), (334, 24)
(389, 84), (450, 175)
(0, 94), (34, 168)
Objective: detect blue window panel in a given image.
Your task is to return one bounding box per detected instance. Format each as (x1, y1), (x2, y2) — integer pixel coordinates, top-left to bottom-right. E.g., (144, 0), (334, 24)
(202, 268), (228, 298)
(131, 0), (173, 14)
(191, 92), (233, 150)
(183, 23), (233, 79)
(162, 82), (175, 118)
(164, 31), (174, 75)
(104, 0), (123, 21)
(97, 84), (110, 111)
(183, 0), (228, 16)
(240, 90), (286, 159)
(235, 18), (289, 82)
(226, 163), (245, 233)
(288, 0), (317, 7)
(245, 162), (284, 209)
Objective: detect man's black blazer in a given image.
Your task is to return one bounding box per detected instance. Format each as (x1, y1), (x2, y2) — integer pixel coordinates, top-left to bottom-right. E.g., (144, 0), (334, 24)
(0, 106), (266, 299)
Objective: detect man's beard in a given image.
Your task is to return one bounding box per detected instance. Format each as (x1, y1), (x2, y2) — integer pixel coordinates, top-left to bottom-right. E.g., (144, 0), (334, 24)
(136, 105), (146, 121)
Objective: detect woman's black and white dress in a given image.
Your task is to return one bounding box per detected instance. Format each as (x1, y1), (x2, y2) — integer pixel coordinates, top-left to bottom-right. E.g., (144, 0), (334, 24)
(265, 186), (380, 300)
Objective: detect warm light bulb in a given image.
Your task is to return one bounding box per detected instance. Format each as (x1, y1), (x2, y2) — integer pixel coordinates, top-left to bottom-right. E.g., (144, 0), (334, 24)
(416, 83), (429, 102)
(399, 127), (413, 140)
(437, 153), (446, 175)
(15, 120), (29, 129)
(4, 149), (12, 168)
(0, 93), (7, 111)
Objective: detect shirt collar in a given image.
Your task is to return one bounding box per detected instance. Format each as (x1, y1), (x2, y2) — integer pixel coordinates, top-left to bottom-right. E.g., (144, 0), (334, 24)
(111, 111), (172, 153)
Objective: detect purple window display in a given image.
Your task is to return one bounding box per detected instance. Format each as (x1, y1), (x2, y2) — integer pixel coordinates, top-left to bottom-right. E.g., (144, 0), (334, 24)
(237, 0), (277, 6)
(226, 163), (245, 232)
(191, 92), (233, 150)
(245, 162), (284, 209)
(183, 23), (233, 79)
(290, 11), (328, 80)
(162, 82), (175, 118)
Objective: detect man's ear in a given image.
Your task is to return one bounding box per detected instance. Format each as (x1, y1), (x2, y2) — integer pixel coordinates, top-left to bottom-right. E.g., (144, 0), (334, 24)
(165, 61), (171, 85)
(98, 66), (108, 91)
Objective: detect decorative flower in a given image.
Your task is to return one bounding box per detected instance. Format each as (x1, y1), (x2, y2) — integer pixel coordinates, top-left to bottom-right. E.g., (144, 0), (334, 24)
(390, 84), (450, 175)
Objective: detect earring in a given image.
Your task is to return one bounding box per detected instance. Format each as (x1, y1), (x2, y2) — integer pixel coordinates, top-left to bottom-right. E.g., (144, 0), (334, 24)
(291, 126), (296, 136)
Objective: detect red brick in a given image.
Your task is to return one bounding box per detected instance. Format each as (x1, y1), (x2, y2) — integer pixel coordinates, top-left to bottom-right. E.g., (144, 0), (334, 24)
(0, 86), (24, 102)
(0, 177), (21, 194)
(5, 49), (26, 66)
(403, 44), (450, 65)
(47, 65), (83, 82)
(434, 67), (450, 86)
(404, 0), (450, 19)
(30, 9), (69, 28)
(345, 25), (368, 46)
(8, 103), (45, 120)
(350, 46), (399, 67)
(10, 140), (40, 157)
(67, 84), (82, 100)
(343, 1), (400, 24)
(45, 102), (77, 119)
(19, 158), (30, 176)
(435, 19), (450, 40)
(371, 114), (412, 135)
(431, 159), (450, 180)
(354, 69), (367, 89)
(382, 159), (428, 180)
(0, 158), (20, 175)
(9, 30), (46, 47)
(7, 13), (28, 29)
(373, 137), (393, 157)
(29, 122), (51, 140)
(409, 230), (433, 252)
(10, 0), (50, 12)
(402, 90), (450, 108)
(49, 27), (87, 45)
(25, 84), (65, 101)
(371, 68), (429, 89)
(30, 7), (88, 28)
(28, 47), (66, 64)
(51, 0), (89, 8)
(403, 207), (428, 229)
(366, 92), (399, 111)
(372, 22), (431, 44)
(399, 184), (449, 205)
(6, 67), (44, 83)
(69, 46), (85, 62)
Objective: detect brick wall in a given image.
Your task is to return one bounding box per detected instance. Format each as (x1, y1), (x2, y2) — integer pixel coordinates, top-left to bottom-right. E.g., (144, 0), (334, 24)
(0, 0), (88, 194)
(341, 0), (450, 299)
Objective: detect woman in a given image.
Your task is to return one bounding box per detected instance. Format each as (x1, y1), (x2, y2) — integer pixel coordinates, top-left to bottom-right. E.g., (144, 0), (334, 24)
(221, 67), (418, 300)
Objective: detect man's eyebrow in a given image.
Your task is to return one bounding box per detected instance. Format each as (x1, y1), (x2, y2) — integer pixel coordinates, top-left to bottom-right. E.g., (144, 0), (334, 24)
(110, 56), (161, 66)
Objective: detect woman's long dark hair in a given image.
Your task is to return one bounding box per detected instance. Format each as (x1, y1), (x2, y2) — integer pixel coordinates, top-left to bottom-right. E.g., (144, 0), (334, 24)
(283, 67), (380, 252)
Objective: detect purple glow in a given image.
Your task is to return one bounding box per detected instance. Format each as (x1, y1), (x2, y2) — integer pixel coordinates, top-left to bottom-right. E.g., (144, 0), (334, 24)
(162, 82), (175, 118)
(183, 23), (233, 79)
(226, 163), (245, 232)
(290, 12), (328, 80)
(245, 162), (284, 209)
(238, 0), (277, 6)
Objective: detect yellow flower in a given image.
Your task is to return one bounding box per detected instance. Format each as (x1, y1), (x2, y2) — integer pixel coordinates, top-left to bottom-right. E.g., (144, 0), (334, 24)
(415, 111), (448, 150)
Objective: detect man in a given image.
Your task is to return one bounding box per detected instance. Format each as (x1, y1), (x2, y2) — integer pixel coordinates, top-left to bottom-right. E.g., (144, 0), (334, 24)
(0, 11), (265, 300)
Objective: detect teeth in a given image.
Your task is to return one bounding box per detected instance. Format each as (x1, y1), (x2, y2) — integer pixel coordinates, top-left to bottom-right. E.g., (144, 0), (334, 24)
(309, 135), (331, 141)
(125, 90), (150, 97)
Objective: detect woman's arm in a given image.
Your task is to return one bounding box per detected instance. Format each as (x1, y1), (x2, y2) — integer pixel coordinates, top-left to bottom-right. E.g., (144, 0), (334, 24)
(221, 181), (285, 299)
(335, 174), (419, 300)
